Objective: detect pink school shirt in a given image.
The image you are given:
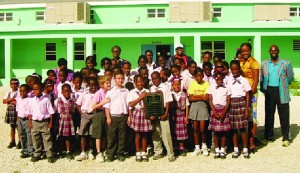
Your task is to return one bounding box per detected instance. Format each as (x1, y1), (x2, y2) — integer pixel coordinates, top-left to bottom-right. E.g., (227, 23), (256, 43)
(103, 86), (129, 115)
(16, 97), (30, 118)
(228, 76), (251, 98)
(26, 95), (55, 121)
(76, 90), (95, 114)
(92, 88), (107, 111)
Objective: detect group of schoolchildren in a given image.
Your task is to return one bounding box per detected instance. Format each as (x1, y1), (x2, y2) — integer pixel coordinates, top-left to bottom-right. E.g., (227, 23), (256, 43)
(3, 44), (255, 164)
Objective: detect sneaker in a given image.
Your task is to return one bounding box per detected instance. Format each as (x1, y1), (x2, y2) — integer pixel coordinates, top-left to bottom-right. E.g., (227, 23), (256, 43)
(142, 155), (149, 162)
(232, 151), (239, 159)
(180, 149), (187, 157)
(75, 152), (88, 161)
(20, 153), (31, 158)
(48, 156), (55, 163)
(16, 142), (22, 149)
(202, 147), (209, 156)
(135, 155), (142, 162)
(168, 155), (176, 162)
(7, 141), (16, 149)
(153, 153), (164, 160)
(30, 156), (40, 162)
(243, 152), (250, 159)
(117, 154), (126, 162)
(96, 153), (105, 163)
(220, 152), (226, 159)
(191, 149), (201, 156)
(66, 152), (74, 160)
(282, 140), (290, 147)
(214, 152), (220, 159)
(88, 151), (94, 160)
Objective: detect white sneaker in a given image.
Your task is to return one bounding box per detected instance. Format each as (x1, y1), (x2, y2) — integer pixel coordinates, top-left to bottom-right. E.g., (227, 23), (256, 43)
(202, 147), (209, 156)
(96, 152), (105, 162)
(88, 150), (94, 160)
(75, 152), (88, 161)
(191, 149), (201, 156)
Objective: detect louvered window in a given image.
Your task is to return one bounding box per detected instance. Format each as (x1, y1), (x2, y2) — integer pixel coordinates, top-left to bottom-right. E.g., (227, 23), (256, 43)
(293, 40), (300, 51)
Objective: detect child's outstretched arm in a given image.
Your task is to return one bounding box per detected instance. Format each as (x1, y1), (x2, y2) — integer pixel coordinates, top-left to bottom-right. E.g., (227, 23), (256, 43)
(92, 97), (110, 110)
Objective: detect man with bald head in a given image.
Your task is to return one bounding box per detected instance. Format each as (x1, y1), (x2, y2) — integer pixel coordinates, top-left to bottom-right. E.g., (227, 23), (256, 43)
(260, 45), (294, 147)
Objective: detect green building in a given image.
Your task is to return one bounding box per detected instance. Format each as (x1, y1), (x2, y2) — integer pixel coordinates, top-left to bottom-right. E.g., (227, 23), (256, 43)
(1, 0), (300, 85)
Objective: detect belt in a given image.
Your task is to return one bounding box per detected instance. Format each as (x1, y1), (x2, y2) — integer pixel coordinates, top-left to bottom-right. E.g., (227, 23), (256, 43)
(33, 118), (50, 123)
(111, 113), (125, 117)
(19, 117), (28, 121)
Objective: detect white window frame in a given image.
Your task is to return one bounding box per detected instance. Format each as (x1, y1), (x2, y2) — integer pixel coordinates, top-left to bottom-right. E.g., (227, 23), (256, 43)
(212, 7), (222, 18)
(290, 7), (300, 17)
(147, 8), (165, 18)
(36, 11), (45, 21)
(45, 43), (56, 61)
(74, 42), (85, 60)
(201, 41), (226, 59)
(0, 12), (13, 22)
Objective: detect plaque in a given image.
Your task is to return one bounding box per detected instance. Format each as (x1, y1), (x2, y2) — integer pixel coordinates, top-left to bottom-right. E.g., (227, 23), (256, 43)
(144, 92), (165, 119)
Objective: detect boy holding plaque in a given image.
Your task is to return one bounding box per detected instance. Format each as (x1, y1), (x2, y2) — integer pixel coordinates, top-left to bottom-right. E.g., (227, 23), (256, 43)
(149, 71), (176, 162)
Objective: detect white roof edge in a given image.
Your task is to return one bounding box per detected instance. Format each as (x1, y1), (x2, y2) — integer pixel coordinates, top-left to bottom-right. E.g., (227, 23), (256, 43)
(0, 0), (299, 9)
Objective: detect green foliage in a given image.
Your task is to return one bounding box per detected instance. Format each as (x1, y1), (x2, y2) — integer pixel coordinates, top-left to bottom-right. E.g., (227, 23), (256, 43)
(289, 79), (300, 96)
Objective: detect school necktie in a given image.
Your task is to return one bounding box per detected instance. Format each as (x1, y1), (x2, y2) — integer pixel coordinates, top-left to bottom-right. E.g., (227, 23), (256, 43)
(216, 85), (226, 89)
(232, 78), (241, 85)
(136, 91), (143, 106)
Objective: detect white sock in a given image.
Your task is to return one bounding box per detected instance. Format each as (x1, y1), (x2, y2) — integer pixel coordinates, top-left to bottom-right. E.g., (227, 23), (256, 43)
(195, 145), (200, 150)
(141, 152), (146, 156)
(234, 147), (239, 152)
(243, 148), (248, 153)
(220, 147), (225, 153)
(136, 152), (141, 156)
(215, 148), (220, 153)
(202, 143), (207, 149)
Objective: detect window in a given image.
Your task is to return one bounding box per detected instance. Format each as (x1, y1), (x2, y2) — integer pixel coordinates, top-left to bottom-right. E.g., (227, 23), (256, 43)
(293, 40), (300, 51)
(0, 12), (13, 22)
(74, 43), (85, 60)
(36, 11), (45, 21)
(147, 9), (165, 18)
(93, 42), (96, 59)
(290, 7), (300, 17)
(90, 10), (95, 24)
(45, 43), (56, 61)
(201, 41), (225, 59)
(212, 8), (222, 17)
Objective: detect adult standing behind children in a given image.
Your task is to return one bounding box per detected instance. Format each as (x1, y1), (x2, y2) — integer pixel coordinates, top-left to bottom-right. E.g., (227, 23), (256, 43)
(111, 46), (127, 68)
(260, 45), (294, 147)
(239, 43), (260, 153)
(167, 43), (193, 68)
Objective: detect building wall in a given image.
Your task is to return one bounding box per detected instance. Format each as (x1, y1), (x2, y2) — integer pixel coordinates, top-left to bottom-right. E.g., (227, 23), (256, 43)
(0, 39), (4, 78)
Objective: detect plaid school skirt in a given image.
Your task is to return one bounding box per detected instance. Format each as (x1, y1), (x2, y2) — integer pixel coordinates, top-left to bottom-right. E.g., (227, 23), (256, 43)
(130, 108), (153, 132)
(59, 113), (75, 136)
(208, 105), (231, 132)
(229, 97), (248, 129)
(174, 111), (188, 140)
(5, 105), (17, 125)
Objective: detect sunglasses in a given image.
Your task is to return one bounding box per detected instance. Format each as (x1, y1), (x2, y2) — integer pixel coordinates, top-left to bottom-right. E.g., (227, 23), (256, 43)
(176, 47), (183, 50)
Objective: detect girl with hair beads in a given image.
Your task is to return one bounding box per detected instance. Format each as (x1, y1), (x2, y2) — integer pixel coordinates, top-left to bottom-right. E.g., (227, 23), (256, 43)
(128, 75), (152, 162)
(56, 84), (76, 160)
(3, 78), (21, 149)
(188, 67), (210, 156)
(170, 78), (189, 156)
(208, 73), (231, 159)
(228, 60), (251, 159)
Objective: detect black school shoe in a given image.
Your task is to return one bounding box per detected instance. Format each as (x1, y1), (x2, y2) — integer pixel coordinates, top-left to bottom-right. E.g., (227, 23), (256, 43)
(7, 141), (16, 149)
(20, 153), (31, 158)
(16, 142), (22, 149)
(31, 156), (40, 162)
(106, 155), (114, 162)
(117, 154), (126, 162)
(48, 156), (56, 163)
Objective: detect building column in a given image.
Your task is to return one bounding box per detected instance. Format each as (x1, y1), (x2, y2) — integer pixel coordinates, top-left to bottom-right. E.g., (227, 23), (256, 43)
(67, 36), (74, 70)
(173, 35), (181, 54)
(254, 35), (262, 63)
(194, 35), (201, 64)
(4, 38), (12, 82)
(86, 36), (93, 57)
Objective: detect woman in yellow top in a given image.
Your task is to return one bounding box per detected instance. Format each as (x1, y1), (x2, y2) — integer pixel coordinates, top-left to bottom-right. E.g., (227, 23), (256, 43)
(239, 43), (260, 153)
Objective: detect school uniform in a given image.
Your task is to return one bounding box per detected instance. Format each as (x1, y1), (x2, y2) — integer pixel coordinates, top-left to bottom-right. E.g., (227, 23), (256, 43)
(228, 76), (251, 129)
(170, 91), (189, 140)
(57, 96), (75, 137)
(71, 88), (84, 130)
(76, 90), (95, 136)
(4, 91), (18, 124)
(150, 83), (174, 157)
(26, 94), (55, 158)
(16, 97), (33, 155)
(207, 84), (231, 132)
(147, 62), (156, 74)
(188, 80), (210, 121)
(127, 88), (152, 132)
(91, 88), (107, 139)
(153, 66), (163, 73)
(182, 71), (194, 91)
(104, 86), (129, 157)
(56, 81), (74, 99)
(203, 74), (214, 85)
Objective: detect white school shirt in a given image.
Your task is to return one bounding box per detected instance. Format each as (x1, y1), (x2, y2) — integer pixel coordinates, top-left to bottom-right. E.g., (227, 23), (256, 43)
(57, 81), (74, 99)
(3, 90), (18, 100)
(227, 76), (251, 98)
(171, 91), (190, 106)
(103, 86), (129, 115)
(147, 62), (156, 72)
(153, 66), (163, 73)
(75, 90), (95, 113)
(124, 74), (134, 85)
(72, 88), (84, 102)
(182, 71), (194, 91)
(16, 97), (30, 118)
(127, 88), (149, 109)
(203, 74), (214, 85)
(207, 84), (231, 106)
(26, 95), (55, 121)
(149, 83), (173, 108)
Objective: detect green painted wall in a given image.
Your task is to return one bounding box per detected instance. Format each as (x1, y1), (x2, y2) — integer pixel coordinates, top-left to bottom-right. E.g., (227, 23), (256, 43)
(92, 4), (169, 24)
(212, 4), (254, 23)
(0, 39), (4, 78)
(181, 36), (195, 60)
